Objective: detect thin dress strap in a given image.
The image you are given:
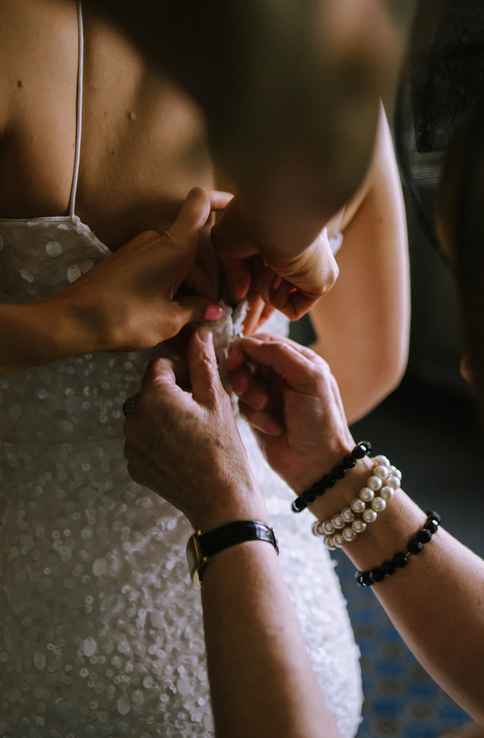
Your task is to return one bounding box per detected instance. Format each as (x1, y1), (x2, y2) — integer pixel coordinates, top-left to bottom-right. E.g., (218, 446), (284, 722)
(68, 0), (85, 217)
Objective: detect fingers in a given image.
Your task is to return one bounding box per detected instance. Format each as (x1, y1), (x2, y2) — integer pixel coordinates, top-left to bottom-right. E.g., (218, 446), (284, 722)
(166, 187), (212, 243)
(239, 402), (284, 436)
(171, 297), (224, 335)
(188, 329), (225, 405)
(256, 303), (275, 330)
(142, 356), (176, 390)
(221, 255), (252, 302)
(243, 295), (267, 335)
(230, 367), (270, 411)
(210, 190), (234, 211)
(228, 337), (321, 394)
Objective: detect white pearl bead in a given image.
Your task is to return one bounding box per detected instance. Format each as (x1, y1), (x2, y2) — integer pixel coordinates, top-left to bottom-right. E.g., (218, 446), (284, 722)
(351, 499), (366, 515)
(373, 455), (390, 467)
(371, 497), (387, 513)
(367, 476), (383, 492)
(333, 534), (343, 547)
(342, 527), (355, 542)
(359, 487), (374, 503)
(324, 536), (336, 550)
(352, 519), (367, 534)
(332, 515), (345, 530)
(323, 521), (335, 535)
(312, 521), (323, 537)
(373, 465), (391, 480)
(342, 508), (355, 523)
(362, 509), (378, 524)
(390, 465), (402, 478)
(380, 486), (394, 501)
(387, 476), (400, 490)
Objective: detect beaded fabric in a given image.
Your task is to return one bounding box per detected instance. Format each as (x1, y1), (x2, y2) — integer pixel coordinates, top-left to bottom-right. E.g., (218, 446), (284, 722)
(0, 215), (361, 736)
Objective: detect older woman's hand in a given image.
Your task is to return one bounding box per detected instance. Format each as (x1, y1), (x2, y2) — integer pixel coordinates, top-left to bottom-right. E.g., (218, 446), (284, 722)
(124, 329), (267, 530)
(226, 334), (356, 495)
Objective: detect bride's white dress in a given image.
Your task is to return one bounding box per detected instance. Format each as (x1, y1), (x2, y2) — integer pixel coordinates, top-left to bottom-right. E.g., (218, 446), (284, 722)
(0, 214), (362, 738)
(0, 4), (362, 735)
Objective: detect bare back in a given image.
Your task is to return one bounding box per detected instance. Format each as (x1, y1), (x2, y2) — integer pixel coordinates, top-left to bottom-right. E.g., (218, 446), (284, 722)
(0, 0), (214, 249)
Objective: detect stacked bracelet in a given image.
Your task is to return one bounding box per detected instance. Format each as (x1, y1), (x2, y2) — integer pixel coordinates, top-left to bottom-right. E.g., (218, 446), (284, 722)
(292, 441), (372, 513)
(355, 511), (441, 588)
(313, 455), (402, 549)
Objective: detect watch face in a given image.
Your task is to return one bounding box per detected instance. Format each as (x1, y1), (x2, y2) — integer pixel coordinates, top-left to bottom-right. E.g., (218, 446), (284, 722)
(186, 536), (201, 583)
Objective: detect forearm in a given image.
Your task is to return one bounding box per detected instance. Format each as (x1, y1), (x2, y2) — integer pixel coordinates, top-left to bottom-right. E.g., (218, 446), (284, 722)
(0, 298), (99, 372)
(311, 462), (484, 720)
(201, 540), (340, 738)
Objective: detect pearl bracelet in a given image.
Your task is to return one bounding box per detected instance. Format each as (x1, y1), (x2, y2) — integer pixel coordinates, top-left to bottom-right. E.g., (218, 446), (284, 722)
(312, 455), (402, 549)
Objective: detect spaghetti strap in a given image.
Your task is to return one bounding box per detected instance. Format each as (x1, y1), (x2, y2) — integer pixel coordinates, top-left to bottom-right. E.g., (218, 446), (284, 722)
(68, 0), (85, 217)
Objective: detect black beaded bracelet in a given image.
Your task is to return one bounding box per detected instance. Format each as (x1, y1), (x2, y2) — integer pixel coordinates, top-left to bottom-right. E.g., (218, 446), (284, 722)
(355, 511), (441, 588)
(291, 441), (373, 513)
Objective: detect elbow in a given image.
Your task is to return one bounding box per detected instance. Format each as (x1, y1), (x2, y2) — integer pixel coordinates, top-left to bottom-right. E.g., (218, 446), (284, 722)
(346, 344), (408, 424)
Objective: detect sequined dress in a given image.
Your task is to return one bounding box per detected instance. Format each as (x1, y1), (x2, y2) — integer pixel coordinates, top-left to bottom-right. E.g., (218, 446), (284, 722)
(0, 4), (362, 737)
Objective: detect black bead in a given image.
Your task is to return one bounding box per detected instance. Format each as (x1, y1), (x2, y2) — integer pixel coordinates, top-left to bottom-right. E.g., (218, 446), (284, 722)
(426, 510), (441, 524)
(381, 560), (396, 576)
(326, 475), (337, 487)
(305, 493), (316, 504)
(356, 571), (374, 587)
(342, 456), (357, 470)
(424, 519), (438, 534)
(334, 467), (346, 480)
(392, 552), (409, 568)
(408, 539), (424, 554)
(352, 444), (367, 460)
(416, 529), (432, 544)
(292, 498), (305, 513)
(372, 567), (385, 582)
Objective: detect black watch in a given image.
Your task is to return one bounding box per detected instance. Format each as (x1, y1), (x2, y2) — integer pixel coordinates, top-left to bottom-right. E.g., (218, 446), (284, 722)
(186, 520), (279, 584)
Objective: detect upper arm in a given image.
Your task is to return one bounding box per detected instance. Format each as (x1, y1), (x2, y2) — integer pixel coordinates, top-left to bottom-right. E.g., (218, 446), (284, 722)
(310, 104), (410, 420)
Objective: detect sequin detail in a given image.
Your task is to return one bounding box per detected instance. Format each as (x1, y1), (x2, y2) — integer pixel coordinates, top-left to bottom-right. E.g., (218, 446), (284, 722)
(0, 216), (359, 737)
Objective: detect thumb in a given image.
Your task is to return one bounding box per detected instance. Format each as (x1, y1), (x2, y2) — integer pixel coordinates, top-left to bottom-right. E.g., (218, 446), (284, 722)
(166, 187), (212, 244)
(141, 356), (194, 411)
(142, 356), (178, 394)
(188, 328), (225, 405)
(171, 297), (225, 334)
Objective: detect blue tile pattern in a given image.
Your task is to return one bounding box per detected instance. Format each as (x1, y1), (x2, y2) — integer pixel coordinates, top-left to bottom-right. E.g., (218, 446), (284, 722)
(333, 551), (469, 738)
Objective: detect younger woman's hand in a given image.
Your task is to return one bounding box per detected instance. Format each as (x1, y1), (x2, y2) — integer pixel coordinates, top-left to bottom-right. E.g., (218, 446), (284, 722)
(55, 188), (231, 352)
(226, 334), (355, 493)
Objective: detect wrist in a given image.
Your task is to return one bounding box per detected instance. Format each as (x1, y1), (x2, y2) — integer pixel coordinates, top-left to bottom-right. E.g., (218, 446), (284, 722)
(188, 484), (268, 532)
(50, 293), (108, 355)
(290, 439), (357, 496)
(308, 456), (374, 521)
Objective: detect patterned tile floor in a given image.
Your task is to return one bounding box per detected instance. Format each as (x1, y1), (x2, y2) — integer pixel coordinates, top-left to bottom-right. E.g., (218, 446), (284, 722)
(290, 320), (482, 737)
(344, 376), (482, 738)
(334, 551), (469, 738)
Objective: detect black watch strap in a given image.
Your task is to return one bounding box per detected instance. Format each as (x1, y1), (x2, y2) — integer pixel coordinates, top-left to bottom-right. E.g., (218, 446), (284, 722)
(198, 520), (279, 560)
(193, 520), (279, 581)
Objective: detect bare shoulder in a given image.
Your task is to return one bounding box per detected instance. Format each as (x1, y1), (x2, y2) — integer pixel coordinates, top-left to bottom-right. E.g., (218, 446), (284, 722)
(0, 0), (75, 133)
(337, 105), (394, 232)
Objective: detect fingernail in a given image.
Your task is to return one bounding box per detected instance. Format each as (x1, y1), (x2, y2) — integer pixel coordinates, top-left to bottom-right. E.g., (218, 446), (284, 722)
(204, 304), (224, 321)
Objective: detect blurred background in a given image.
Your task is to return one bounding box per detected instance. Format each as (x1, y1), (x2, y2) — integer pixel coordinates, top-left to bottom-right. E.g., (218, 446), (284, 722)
(291, 1), (484, 735)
